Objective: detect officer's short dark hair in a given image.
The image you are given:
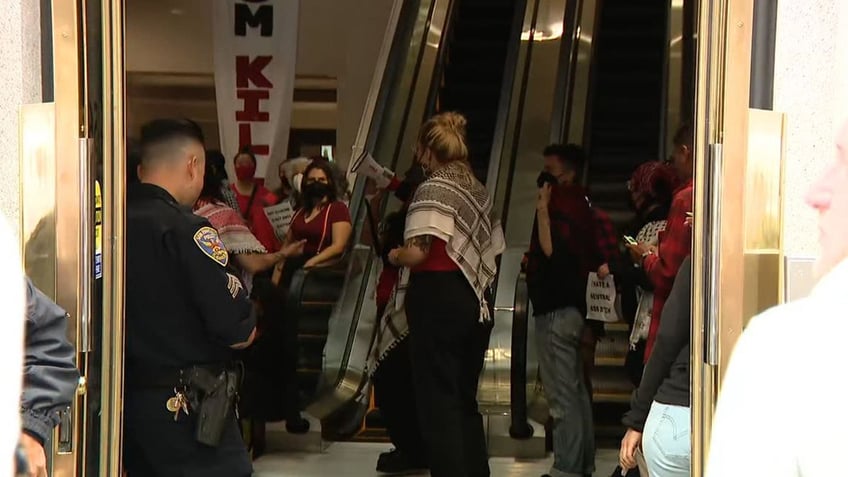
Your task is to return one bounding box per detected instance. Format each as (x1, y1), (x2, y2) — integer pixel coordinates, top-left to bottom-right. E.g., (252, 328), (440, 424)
(200, 150), (227, 202)
(139, 119), (205, 165)
(543, 143), (585, 174)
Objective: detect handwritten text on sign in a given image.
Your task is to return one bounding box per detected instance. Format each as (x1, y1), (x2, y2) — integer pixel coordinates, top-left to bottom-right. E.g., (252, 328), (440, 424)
(586, 272), (618, 322)
(264, 201), (295, 241)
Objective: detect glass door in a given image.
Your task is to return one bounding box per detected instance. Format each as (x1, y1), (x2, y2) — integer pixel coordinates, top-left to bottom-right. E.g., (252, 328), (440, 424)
(19, 0), (91, 475)
(20, 1), (125, 475)
(690, 0), (755, 475)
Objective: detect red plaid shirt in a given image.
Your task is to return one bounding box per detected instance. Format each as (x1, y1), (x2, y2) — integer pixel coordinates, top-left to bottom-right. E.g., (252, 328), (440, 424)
(643, 178), (693, 360)
(592, 207), (619, 265)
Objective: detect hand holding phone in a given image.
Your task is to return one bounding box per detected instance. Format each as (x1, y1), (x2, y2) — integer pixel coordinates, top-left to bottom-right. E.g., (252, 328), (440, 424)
(623, 235), (638, 246)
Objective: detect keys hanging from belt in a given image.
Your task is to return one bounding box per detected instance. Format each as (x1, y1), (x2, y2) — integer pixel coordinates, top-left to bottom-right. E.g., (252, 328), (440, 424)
(166, 387), (190, 421)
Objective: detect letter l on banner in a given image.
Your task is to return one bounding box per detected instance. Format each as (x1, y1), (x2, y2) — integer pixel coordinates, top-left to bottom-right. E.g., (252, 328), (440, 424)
(213, 0), (299, 179)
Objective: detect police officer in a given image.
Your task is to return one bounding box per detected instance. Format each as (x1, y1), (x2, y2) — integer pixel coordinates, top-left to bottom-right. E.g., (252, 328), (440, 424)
(123, 119), (256, 477)
(18, 277), (79, 477)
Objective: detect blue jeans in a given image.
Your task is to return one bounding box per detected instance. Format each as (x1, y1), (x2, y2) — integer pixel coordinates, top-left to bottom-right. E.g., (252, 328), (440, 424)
(535, 308), (594, 477)
(643, 402), (691, 477)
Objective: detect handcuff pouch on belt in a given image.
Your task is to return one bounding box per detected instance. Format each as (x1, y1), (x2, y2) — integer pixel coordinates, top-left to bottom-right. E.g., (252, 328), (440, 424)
(183, 366), (240, 447)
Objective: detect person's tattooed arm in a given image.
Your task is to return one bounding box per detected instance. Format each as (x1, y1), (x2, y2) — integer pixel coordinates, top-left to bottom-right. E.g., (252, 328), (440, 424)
(407, 235), (432, 253)
(389, 234), (433, 267)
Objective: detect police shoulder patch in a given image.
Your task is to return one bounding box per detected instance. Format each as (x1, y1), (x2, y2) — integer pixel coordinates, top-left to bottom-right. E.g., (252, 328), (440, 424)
(193, 226), (229, 267)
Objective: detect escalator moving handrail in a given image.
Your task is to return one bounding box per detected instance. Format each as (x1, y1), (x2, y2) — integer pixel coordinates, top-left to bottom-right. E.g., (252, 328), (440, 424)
(509, 272), (534, 439)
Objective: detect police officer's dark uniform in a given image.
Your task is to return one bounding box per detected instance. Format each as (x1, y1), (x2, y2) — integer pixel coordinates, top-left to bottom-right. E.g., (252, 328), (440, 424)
(18, 278), (80, 476)
(123, 181), (256, 477)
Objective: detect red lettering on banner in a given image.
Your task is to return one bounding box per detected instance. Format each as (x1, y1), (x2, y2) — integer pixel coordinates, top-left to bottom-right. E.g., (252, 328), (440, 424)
(236, 89), (270, 121)
(236, 56), (273, 88)
(238, 124), (269, 155)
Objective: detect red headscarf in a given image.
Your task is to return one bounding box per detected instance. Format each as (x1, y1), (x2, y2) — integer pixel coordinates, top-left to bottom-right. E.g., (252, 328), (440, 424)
(628, 161), (680, 205)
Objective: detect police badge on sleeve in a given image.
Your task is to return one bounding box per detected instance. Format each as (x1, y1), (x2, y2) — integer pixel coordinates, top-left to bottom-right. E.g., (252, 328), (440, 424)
(193, 226), (229, 267)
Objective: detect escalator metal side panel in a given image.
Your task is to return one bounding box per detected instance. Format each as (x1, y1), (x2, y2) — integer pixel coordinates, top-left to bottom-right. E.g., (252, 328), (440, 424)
(479, 248), (540, 411)
(310, 0), (455, 421)
(309, 246), (379, 418)
(482, 0), (572, 413)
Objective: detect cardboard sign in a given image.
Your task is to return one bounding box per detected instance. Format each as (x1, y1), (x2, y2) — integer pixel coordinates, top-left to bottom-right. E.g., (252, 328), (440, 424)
(264, 201), (295, 240)
(586, 272), (619, 322)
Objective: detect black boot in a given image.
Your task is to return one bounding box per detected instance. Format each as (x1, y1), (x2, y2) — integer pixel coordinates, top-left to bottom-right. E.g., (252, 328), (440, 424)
(285, 413), (310, 434)
(376, 448), (428, 474)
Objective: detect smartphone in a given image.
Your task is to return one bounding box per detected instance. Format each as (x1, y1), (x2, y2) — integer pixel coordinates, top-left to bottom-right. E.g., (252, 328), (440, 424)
(685, 211), (694, 217)
(623, 235), (638, 246)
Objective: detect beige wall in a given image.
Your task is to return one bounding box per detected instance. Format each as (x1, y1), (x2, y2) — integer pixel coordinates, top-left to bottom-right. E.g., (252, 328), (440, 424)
(774, 0), (848, 258)
(0, 0), (42, 236)
(126, 0), (395, 172)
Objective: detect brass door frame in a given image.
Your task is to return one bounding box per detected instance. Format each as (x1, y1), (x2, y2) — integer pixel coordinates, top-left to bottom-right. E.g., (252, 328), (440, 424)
(49, 0), (125, 475)
(49, 0), (84, 475)
(690, 0), (754, 475)
(99, 0), (126, 475)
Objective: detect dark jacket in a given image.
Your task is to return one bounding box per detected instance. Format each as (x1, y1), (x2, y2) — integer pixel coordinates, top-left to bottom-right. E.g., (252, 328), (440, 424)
(21, 278), (79, 445)
(526, 184), (602, 316)
(622, 257), (691, 432)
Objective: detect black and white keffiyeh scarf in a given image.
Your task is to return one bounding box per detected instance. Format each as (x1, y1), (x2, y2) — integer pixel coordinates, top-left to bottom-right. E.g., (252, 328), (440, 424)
(366, 161), (505, 375)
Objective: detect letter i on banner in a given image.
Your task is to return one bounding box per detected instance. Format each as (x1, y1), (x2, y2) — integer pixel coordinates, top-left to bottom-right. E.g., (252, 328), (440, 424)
(213, 0), (300, 179)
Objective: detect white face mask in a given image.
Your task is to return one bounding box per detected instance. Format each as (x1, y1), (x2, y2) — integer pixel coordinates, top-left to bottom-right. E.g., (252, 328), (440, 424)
(292, 173), (304, 193)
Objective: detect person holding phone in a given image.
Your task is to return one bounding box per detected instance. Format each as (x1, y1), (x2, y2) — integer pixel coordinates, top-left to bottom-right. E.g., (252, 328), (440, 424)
(626, 125), (693, 362)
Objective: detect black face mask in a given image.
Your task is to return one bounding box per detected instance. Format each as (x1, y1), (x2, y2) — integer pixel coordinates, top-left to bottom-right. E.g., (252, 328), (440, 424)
(537, 171), (558, 188)
(302, 182), (332, 200)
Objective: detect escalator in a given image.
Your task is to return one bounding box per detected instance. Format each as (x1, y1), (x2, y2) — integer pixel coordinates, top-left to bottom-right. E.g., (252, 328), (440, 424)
(282, 0), (681, 455)
(436, 0), (517, 182)
(280, 0), (534, 440)
(585, 0), (670, 218)
(560, 0), (683, 444)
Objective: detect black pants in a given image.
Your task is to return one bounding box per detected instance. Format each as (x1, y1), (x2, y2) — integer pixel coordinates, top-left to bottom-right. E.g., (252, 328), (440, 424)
(123, 388), (252, 477)
(406, 272), (492, 477)
(373, 337), (427, 465)
(240, 261), (304, 422)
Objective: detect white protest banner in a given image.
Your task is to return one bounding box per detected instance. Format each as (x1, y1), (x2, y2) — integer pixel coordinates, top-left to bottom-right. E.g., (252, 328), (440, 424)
(351, 150), (395, 189)
(264, 201), (295, 241)
(213, 0), (299, 179)
(586, 272), (619, 322)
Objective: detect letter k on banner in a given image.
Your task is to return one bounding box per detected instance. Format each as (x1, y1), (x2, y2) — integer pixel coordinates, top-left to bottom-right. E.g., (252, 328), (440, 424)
(213, 0), (299, 180)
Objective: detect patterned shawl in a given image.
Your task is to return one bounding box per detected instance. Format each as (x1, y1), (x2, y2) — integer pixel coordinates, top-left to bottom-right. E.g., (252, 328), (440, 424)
(194, 199), (267, 291)
(366, 161), (505, 375)
(194, 199), (267, 255)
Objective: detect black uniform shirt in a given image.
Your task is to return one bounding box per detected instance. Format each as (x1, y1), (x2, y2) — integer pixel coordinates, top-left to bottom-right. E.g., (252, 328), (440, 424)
(125, 183), (255, 376)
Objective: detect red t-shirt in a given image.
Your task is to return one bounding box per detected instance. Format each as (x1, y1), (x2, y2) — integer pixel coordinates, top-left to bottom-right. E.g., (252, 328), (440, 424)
(230, 184), (280, 253)
(412, 238), (459, 273)
(290, 201), (351, 257)
(643, 179), (693, 361)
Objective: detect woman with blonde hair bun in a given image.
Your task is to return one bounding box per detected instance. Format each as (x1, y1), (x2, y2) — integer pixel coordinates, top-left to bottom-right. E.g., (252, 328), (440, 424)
(386, 111), (505, 477)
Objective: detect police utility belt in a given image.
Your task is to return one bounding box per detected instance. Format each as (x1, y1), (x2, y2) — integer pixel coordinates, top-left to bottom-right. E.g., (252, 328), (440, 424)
(129, 363), (242, 447)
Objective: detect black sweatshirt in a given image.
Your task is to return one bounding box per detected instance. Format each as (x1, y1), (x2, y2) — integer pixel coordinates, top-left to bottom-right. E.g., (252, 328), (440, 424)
(622, 256), (691, 432)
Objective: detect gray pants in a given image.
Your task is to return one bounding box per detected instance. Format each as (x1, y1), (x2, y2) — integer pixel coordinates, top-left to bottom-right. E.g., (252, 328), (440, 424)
(535, 307), (595, 477)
